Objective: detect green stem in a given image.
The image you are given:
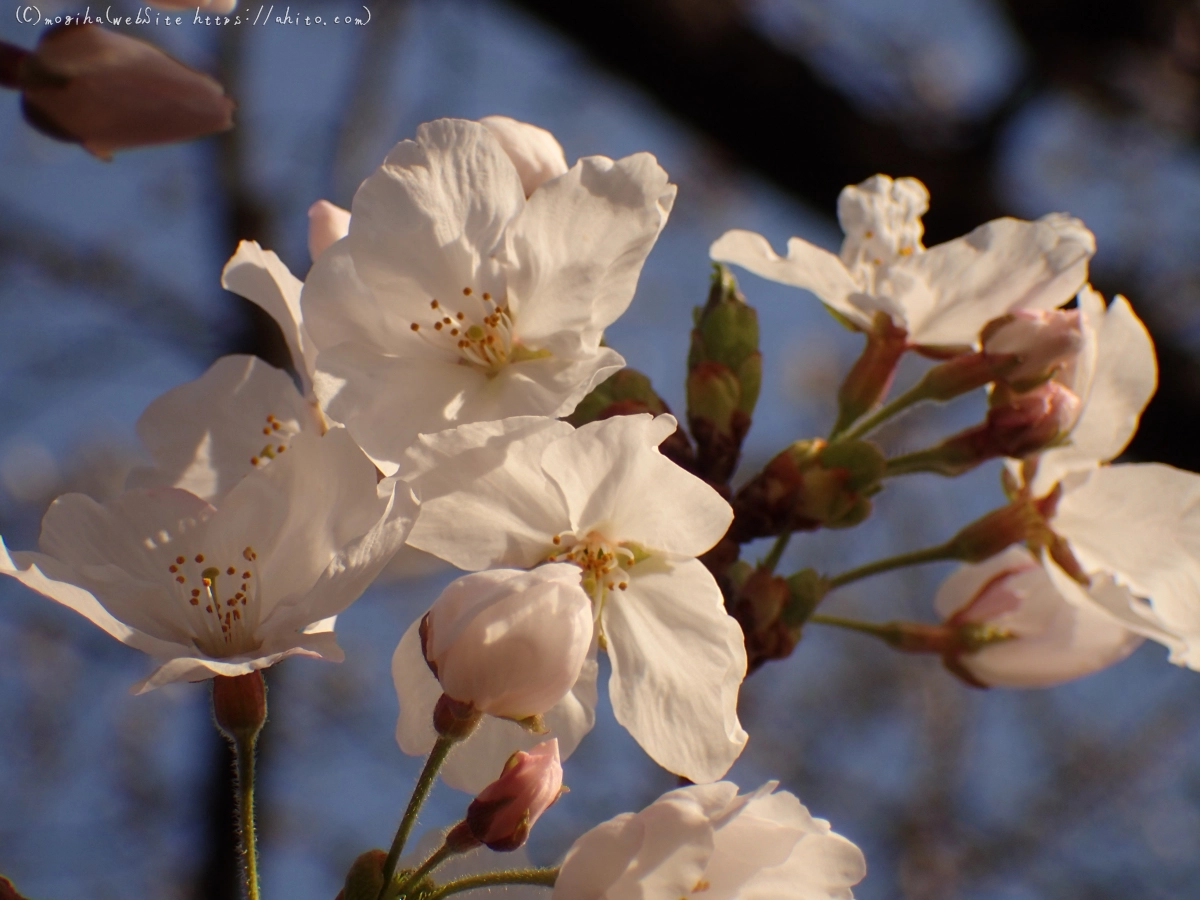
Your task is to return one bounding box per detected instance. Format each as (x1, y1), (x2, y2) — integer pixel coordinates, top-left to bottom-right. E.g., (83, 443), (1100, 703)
(234, 733), (261, 900)
(838, 382), (927, 442)
(426, 868), (560, 900)
(826, 541), (956, 589)
(389, 841), (458, 900)
(761, 529), (792, 574)
(376, 735), (456, 900)
(808, 613), (898, 639)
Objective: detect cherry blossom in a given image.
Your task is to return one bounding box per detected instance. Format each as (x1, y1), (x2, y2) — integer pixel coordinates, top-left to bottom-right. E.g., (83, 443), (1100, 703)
(417, 564), (593, 721)
(300, 117), (675, 474)
(935, 546), (1142, 688)
(710, 174), (1094, 349)
(126, 354), (324, 503)
(553, 781), (866, 900)
(396, 413), (746, 787)
(0, 429), (415, 692)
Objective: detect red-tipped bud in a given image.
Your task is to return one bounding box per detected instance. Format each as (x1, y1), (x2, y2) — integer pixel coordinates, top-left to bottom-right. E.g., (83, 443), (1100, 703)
(212, 670), (266, 741)
(16, 24), (234, 159)
(985, 381), (1081, 458)
(832, 313), (908, 435)
(466, 739), (565, 851)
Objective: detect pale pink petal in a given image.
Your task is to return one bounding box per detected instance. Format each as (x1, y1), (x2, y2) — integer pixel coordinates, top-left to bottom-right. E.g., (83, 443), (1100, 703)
(307, 199), (351, 262)
(479, 115), (569, 197)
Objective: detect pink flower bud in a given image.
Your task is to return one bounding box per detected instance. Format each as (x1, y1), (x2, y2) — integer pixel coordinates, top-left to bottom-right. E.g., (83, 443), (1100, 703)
(307, 200), (351, 263)
(421, 565), (593, 721)
(467, 739), (564, 851)
(479, 115), (569, 197)
(982, 309), (1083, 387)
(985, 381), (1082, 457)
(936, 547), (1142, 688)
(17, 24), (234, 160)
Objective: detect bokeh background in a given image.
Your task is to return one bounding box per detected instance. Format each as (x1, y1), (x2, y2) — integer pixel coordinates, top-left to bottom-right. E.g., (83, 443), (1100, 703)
(4, 1), (1200, 897)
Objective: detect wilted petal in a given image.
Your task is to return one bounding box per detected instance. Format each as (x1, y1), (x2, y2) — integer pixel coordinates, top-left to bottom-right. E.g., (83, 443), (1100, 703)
(479, 115), (569, 197)
(19, 24), (233, 159)
(604, 557), (747, 782)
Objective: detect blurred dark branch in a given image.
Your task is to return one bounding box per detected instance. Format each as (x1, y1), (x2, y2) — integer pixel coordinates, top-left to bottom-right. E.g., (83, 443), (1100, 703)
(504, 0), (1200, 471)
(327, 0), (412, 205)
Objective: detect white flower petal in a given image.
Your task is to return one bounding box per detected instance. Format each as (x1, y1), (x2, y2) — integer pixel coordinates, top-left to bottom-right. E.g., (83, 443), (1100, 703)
(542, 414), (732, 557)
(313, 345), (486, 476)
(603, 557), (747, 782)
(346, 118), (521, 315)
(506, 153), (676, 354)
(131, 634), (341, 694)
(1, 538), (189, 658)
(402, 417), (573, 570)
(479, 115), (569, 197)
(221, 241), (316, 393)
(1054, 464), (1200, 666)
(901, 215), (1094, 346)
(127, 354), (320, 503)
(709, 230), (867, 328)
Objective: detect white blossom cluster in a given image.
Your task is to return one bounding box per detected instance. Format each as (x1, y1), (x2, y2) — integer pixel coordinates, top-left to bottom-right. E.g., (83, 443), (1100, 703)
(2, 117), (1197, 898)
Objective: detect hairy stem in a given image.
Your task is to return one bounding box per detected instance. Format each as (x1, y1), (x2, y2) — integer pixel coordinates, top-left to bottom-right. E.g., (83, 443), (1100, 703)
(426, 867), (560, 899)
(376, 735), (456, 900)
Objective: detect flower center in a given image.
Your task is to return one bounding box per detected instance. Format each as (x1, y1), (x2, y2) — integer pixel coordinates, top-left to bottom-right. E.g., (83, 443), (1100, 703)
(249, 413), (300, 468)
(410, 288), (515, 373)
(165, 546), (263, 658)
(546, 531), (641, 647)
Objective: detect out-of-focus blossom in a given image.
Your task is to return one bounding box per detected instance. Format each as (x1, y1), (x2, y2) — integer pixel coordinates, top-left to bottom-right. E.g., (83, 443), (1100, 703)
(985, 381), (1083, 459)
(935, 546), (1142, 688)
(301, 117), (675, 474)
(126, 354), (324, 502)
(415, 565), (593, 721)
(8, 24), (233, 159)
(553, 781), (866, 900)
(398, 413), (746, 787)
(0, 430), (415, 692)
(711, 174), (1094, 348)
(466, 739), (564, 851)
(479, 115), (570, 197)
(308, 200), (352, 262)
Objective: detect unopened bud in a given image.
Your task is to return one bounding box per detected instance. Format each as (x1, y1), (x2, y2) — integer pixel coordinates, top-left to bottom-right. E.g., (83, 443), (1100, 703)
(687, 266), (762, 483)
(982, 309), (1083, 389)
(946, 502), (1043, 563)
(733, 439), (884, 541)
(421, 566), (593, 722)
(479, 115), (568, 197)
(212, 670), (266, 741)
(307, 200), (351, 262)
(1, 875), (31, 900)
(984, 382), (1081, 458)
(467, 739), (564, 851)
(731, 568), (796, 673)
(16, 24), (234, 159)
(888, 382), (1081, 477)
(340, 849), (386, 900)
